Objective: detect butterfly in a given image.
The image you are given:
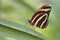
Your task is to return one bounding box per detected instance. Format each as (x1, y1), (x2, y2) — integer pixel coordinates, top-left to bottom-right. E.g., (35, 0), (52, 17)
(29, 4), (52, 29)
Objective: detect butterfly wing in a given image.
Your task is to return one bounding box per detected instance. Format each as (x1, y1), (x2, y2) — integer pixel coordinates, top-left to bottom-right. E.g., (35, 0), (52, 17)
(29, 4), (52, 29)
(37, 13), (49, 28)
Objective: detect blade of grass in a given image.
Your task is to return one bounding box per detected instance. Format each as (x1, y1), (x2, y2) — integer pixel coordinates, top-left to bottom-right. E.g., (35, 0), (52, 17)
(0, 18), (47, 40)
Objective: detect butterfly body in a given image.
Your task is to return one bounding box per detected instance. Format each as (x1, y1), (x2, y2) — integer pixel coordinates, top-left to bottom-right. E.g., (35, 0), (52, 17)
(29, 4), (52, 29)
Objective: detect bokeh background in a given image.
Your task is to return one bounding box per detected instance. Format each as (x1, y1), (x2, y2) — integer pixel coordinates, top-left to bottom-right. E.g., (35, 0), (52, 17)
(0, 0), (60, 40)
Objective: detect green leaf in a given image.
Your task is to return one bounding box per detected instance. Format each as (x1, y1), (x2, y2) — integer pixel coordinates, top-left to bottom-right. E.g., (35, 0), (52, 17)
(0, 18), (47, 40)
(1, 0), (60, 40)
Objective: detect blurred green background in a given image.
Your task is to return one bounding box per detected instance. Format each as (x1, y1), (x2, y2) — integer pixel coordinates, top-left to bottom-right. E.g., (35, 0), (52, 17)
(0, 0), (60, 40)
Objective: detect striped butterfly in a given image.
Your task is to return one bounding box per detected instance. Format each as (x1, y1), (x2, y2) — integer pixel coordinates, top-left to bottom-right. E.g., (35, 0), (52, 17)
(29, 4), (52, 29)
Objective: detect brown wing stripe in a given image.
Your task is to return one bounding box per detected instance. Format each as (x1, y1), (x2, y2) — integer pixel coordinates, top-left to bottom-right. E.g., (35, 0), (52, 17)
(34, 14), (46, 27)
(42, 19), (48, 28)
(34, 14), (48, 28)
(40, 14), (48, 28)
(31, 13), (44, 25)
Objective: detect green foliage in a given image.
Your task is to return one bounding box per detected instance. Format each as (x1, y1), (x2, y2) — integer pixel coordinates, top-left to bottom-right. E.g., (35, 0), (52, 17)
(0, 0), (60, 40)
